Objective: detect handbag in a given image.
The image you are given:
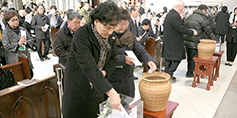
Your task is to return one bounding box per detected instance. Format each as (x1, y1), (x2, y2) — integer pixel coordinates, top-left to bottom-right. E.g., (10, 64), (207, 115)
(0, 68), (16, 90)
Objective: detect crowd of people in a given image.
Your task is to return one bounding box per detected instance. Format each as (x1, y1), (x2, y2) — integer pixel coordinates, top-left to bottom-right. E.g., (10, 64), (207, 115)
(0, 0), (237, 117)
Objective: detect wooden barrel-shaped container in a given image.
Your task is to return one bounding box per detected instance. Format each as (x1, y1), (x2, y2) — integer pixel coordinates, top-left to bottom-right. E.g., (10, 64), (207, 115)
(198, 39), (216, 59)
(139, 72), (172, 111)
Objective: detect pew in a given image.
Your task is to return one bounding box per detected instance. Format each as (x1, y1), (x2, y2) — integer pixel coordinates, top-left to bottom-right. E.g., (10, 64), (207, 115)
(143, 37), (165, 72)
(0, 74), (60, 118)
(0, 54), (31, 82)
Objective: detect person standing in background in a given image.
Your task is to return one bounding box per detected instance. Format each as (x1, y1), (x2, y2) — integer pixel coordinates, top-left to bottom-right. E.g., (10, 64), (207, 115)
(225, 7), (237, 66)
(31, 5), (50, 61)
(215, 6), (230, 43)
(184, 4), (216, 77)
(162, 0), (197, 82)
(79, 2), (93, 23)
(53, 11), (81, 66)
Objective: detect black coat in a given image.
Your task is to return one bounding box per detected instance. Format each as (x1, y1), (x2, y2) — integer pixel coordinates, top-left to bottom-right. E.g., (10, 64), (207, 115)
(215, 11), (230, 35)
(31, 13), (50, 39)
(162, 9), (193, 61)
(184, 10), (216, 49)
(108, 29), (154, 97)
(62, 23), (117, 118)
(53, 23), (73, 66)
(226, 14), (237, 43)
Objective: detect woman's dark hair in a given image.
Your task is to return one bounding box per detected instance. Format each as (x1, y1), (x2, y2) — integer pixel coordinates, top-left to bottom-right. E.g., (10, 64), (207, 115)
(4, 10), (19, 22)
(90, 1), (120, 25)
(119, 8), (130, 20)
(50, 5), (57, 10)
(2, 1), (8, 7)
(221, 6), (228, 12)
(142, 19), (151, 26)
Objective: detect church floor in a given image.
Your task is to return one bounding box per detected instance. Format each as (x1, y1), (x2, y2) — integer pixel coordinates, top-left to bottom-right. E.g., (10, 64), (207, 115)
(31, 42), (236, 118)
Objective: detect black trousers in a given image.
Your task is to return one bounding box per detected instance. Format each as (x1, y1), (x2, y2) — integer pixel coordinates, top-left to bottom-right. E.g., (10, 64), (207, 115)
(186, 47), (198, 73)
(226, 38), (237, 62)
(216, 34), (225, 43)
(164, 59), (181, 77)
(108, 74), (135, 98)
(36, 38), (50, 58)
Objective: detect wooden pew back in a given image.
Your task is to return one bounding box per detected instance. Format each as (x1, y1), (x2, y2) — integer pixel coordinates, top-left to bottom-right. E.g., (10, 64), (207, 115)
(0, 75), (60, 118)
(0, 54), (31, 82)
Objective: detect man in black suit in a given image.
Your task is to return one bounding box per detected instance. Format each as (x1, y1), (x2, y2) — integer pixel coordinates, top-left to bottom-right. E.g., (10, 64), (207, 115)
(137, 1), (145, 15)
(127, 5), (142, 42)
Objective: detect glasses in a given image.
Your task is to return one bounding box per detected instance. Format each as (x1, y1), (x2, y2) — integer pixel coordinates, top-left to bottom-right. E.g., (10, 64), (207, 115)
(72, 21), (80, 25)
(9, 18), (19, 22)
(118, 21), (129, 27)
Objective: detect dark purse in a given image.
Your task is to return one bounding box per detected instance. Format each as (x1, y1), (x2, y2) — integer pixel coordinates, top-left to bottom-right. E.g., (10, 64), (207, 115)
(0, 68), (16, 90)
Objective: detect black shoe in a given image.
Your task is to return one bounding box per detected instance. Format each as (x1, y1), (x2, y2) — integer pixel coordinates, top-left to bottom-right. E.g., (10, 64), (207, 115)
(44, 56), (50, 60)
(229, 62), (233, 66)
(169, 76), (176, 83)
(225, 62), (230, 65)
(186, 71), (194, 77)
(40, 58), (44, 61)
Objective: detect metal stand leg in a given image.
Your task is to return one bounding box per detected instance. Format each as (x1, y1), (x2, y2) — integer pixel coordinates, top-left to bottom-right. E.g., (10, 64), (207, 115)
(55, 68), (64, 118)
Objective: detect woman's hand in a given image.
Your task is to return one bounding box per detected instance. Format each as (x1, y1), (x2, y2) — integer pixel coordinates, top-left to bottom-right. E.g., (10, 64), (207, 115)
(148, 61), (157, 72)
(106, 88), (121, 111)
(125, 56), (135, 65)
(101, 70), (107, 77)
(18, 36), (26, 46)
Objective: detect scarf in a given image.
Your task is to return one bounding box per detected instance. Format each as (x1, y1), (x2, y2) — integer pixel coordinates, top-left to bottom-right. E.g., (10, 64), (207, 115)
(91, 24), (111, 70)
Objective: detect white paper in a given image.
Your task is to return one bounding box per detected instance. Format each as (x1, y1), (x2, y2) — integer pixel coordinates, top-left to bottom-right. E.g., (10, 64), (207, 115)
(43, 24), (49, 32)
(125, 50), (142, 66)
(21, 30), (26, 37)
(107, 105), (132, 118)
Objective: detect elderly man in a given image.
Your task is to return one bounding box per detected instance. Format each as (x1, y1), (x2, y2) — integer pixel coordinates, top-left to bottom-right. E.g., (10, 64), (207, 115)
(162, 0), (197, 82)
(53, 11), (81, 66)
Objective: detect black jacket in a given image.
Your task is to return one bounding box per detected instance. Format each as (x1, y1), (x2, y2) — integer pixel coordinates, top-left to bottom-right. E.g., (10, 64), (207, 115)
(127, 18), (139, 40)
(53, 23), (73, 66)
(62, 23), (117, 117)
(215, 11), (230, 35)
(226, 14), (237, 43)
(162, 9), (194, 61)
(31, 13), (50, 39)
(184, 10), (216, 49)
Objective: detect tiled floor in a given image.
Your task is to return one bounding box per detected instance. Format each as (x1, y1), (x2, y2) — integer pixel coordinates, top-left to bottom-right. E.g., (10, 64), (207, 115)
(30, 42), (236, 118)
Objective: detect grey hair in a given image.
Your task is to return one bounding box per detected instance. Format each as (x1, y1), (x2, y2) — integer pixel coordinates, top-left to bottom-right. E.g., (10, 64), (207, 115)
(67, 11), (81, 21)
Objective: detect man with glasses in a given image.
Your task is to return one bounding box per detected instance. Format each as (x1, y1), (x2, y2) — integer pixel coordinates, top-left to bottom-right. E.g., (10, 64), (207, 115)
(53, 11), (81, 66)
(31, 5), (50, 61)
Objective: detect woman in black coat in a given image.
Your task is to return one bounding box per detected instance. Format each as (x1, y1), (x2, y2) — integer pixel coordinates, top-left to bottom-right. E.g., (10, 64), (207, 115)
(225, 7), (237, 66)
(215, 6), (230, 43)
(62, 1), (121, 118)
(108, 9), (157, 98)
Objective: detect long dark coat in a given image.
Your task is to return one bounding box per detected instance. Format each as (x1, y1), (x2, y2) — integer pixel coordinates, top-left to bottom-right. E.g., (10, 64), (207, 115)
(62, 23), (117, 118)
(215, 11), (230, 35)
(162, 9), (193, 61)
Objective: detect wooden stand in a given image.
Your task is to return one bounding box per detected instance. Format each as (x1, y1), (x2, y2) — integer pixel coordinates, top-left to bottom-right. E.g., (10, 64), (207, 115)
(143, 101), (179, 118)
(192, 55), (218, 90)
(213, 51), (224, 80)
